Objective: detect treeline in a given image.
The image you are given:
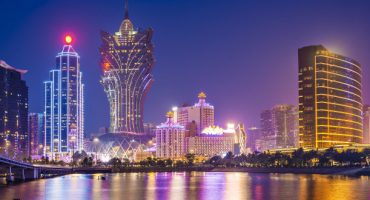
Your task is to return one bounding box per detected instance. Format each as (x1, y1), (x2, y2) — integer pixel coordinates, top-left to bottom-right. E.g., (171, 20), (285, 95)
(207, 148), (370, 168)
(30, 148), (370, 169)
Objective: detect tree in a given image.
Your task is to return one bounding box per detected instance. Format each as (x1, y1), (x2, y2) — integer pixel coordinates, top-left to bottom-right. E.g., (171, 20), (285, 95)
(139, 160), (148, 167)
(109, 157), (122, 168)
(165, 159), (173, 167)
(291, 148), (305, 167)
(185, 153), (195, 166)
(174, 160), (185, 168)
(157, 159), (166, 168)
(208, 155), (222, 167)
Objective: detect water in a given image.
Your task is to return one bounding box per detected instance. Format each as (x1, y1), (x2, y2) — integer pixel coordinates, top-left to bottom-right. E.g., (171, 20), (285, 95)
(0, 172), (369, 200)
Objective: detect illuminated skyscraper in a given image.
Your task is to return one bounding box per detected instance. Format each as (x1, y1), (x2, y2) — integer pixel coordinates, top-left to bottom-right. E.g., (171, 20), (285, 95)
(28, 113), (44, 155)
(100, 1), (154, 135)
(177, 92), (215, 135)
(299, 45), (363, 148)
(0, 60), (28, 158)
(44, 35), (84, 156)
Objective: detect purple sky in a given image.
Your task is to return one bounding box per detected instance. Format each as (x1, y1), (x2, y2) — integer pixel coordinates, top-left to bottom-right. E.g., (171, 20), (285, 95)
(1, 0), (370, 135)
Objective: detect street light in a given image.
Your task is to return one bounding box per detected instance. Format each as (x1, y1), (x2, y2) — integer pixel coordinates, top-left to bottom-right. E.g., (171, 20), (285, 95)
(93, 137), (99, 166)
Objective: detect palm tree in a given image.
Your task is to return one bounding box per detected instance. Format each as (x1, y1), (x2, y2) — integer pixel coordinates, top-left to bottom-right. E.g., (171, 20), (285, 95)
(185, 153), (195, 166)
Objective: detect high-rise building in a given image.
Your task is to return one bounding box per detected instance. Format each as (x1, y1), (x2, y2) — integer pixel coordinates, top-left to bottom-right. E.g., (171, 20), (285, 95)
(28, 113), (44, 156)
(246, 127), (261, 152)
(298, 45), (363, 148)
(177, 92), (215, 135)
(363, 105), (370, 144)
(272, 105), (299, 148)
(260, 109), (275, 150)
(100, 1), (154, 135)
(259, 105), (299, 151)
(156, 112), (186, 159)
(0, 60), (28, 158)
(44, 35), (84, 156)
(260, 110), (274, 138)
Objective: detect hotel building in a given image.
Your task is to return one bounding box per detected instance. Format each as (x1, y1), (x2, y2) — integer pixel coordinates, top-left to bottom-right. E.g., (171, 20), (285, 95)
(186, 124), (240, 157)
(156, 112), (186, 159)
(44, 36), (84, 156)
(0, 60), (28, 158)
(100, 1), (154, 135)
(298, 45), (363, 148)
(176, 92), (214, 136)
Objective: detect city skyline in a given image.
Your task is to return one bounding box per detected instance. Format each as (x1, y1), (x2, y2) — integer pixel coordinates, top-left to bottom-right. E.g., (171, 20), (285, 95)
(1, 0), (370, 136)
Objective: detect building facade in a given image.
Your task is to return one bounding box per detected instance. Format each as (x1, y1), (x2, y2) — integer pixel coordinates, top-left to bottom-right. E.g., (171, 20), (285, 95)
(272, 105), (299, 148)
(156, 112), (186, 159)
(0, 60), (28, 158)
(363, 105), (370, 144)
(259, 105), (299, 151)
(246, 127), (261, 152)
(186, 125), (235, 157)
(299, 45), (363, 148)
(176, 92), (215, 136)
(100, 2), (154, 135)
(44, 37), (84, 156)
(28, 113), (44, 156)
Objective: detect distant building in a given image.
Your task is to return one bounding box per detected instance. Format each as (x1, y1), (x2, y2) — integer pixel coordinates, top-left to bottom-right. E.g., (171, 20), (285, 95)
(176, 92), (214, 135)
(363, 105), (370, 144)
(298, 45), (363, 148)
(144, 123), (156, 136)
(0, 60), (28, 158)
(44, 36), (84, 157)
(272, 105), (298, 148)
(247, 127), (261, 152)
(259, 105), (298, 151)
(28, 113), (44, 155)
(260, 110), (274, 138)
(235, 123), (247, 154)
(156, 112), (186, 159)
(100, 1), (154, 135)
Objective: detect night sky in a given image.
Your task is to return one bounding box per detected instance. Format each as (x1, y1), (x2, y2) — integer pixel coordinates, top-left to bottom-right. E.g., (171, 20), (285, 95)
(1, 0), (370, 135)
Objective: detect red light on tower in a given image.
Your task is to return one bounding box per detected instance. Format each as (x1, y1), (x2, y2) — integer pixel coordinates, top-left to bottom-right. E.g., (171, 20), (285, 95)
(65, 35), (73, 44)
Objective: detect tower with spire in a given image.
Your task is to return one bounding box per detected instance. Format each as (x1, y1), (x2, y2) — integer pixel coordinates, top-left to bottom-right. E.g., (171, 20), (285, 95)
(44, 35), (85, 157)
(100, 0), (154, 135)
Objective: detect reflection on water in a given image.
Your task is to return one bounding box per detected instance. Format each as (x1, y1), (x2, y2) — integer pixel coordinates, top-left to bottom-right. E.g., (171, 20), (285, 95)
(0, 172), (369, 200)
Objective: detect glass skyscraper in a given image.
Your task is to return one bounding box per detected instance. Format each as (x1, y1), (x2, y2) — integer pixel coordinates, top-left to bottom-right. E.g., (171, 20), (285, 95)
(100, 2), (154, 135)
(0, 60), (28, 159)
(298, 45), (363, 148)
(44, 37), (84, 156)
(28, 113), (44, 156)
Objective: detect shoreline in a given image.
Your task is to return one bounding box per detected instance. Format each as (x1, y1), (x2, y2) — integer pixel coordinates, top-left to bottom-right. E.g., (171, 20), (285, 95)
(72, 166), (370, 176)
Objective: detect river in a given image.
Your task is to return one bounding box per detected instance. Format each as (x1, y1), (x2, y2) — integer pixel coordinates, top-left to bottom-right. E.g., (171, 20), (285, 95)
(0, 172), (369, 200)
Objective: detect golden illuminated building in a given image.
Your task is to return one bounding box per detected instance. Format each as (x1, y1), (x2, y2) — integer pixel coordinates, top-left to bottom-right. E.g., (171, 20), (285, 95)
(298, 45), (363, 148)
